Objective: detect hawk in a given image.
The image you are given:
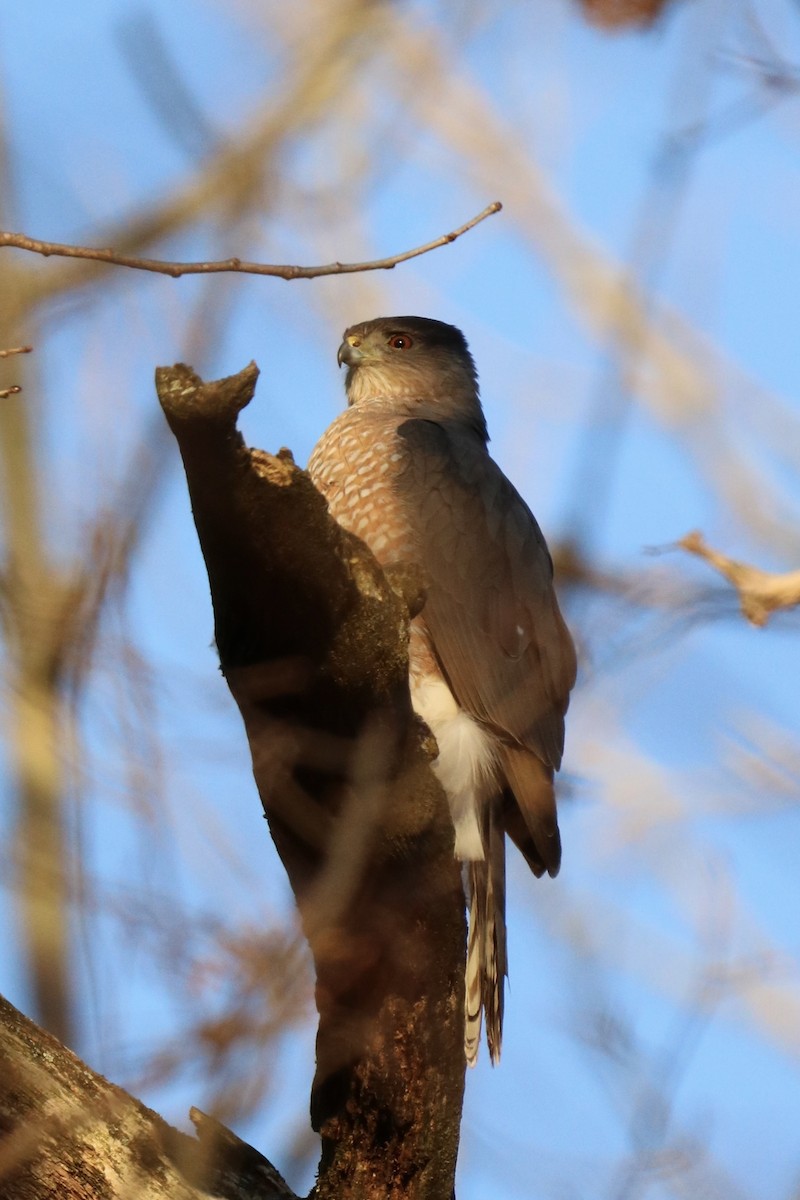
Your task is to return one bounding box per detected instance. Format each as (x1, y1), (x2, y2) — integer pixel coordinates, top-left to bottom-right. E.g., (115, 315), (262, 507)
(308, 316), (576, 1064)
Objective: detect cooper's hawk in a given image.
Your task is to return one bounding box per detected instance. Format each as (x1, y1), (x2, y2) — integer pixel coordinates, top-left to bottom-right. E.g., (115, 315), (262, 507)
(308, 316), (576, 1064)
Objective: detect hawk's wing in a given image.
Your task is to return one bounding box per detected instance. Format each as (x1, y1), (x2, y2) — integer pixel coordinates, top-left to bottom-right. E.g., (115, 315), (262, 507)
(397, 419), (576, 770)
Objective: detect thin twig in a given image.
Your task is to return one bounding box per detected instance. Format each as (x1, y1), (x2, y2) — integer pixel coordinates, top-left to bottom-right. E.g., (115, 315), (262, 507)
(0, 202), (502, 281)
(0, 345), (33, 398)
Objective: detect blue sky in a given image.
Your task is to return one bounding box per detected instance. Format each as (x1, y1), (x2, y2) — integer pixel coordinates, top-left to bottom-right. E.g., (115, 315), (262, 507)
(2, 1), (800, 1197)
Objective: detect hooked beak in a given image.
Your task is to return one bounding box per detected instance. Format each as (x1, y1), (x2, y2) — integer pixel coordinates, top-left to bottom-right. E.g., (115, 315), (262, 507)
(337, 338), (364, 369)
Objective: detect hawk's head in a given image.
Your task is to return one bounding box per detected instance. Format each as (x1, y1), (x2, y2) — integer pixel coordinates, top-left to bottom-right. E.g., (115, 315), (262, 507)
(337, 316), (487, 439)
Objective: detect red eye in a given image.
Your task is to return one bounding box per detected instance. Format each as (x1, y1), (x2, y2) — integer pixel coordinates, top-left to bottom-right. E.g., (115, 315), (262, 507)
(388, 334), (413, 350)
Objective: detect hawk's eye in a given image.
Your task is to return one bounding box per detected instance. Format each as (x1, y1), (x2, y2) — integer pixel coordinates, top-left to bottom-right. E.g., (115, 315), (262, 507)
(388, 334), (413, 350)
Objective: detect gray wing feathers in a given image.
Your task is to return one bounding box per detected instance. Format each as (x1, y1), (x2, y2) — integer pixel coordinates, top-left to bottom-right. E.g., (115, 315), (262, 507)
(397, 419), (576, 769)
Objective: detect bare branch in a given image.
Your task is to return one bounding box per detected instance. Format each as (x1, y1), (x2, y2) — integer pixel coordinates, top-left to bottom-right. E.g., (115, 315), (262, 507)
(0, 345), (32, 358)
(677, 531), (800, 626)
(0, 202), (502, 281)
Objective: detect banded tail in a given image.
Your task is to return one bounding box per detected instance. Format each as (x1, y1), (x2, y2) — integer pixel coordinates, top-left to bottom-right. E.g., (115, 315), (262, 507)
(464, 809), (507, 1065)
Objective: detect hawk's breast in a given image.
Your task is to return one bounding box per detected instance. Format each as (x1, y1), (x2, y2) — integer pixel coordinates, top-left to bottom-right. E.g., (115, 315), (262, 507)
(308, 408), (419, 565)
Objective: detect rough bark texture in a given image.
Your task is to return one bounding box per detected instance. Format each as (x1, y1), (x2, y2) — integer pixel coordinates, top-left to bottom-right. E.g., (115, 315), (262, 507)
(0, 993), (295, 1200)
(155, 363), (466, 1200)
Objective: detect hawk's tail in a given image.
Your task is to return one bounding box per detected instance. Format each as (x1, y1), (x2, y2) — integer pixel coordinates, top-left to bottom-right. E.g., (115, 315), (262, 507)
(464, 808), (507, 1065)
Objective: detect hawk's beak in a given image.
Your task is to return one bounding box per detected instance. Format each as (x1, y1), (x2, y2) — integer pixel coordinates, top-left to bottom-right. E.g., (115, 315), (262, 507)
(337, 339), (364, 369)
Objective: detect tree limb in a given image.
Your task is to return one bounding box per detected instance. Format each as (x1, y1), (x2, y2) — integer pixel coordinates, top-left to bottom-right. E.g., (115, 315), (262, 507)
(0, 993), (296, 1200)
(155, 362), (466, 1200)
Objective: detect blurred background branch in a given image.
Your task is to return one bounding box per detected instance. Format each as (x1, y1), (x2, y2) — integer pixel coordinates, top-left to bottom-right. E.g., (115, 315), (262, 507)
(676, 530), (800, 626)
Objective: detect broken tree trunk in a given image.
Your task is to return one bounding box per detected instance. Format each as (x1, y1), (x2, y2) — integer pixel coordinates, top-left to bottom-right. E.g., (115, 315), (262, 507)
(155, 362), (466, 1200)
